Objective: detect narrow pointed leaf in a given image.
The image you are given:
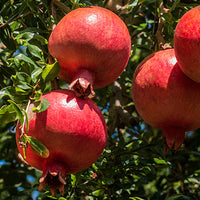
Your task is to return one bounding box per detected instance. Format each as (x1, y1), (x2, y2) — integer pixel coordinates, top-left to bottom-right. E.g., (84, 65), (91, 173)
(154, 158), (168, 165)
(25, 135), (49, 158)
(20, 135), (28, 160)
(23, 109), (29, 133)
(8, 100), (24, 124)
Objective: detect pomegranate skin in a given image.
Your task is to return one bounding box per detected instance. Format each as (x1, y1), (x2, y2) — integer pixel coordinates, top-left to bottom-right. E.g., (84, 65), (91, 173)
(48, 6), (131, 96)
(174, 6), (200, 82)
(16, 89), (107, 195)
(132, 49), (200, 151)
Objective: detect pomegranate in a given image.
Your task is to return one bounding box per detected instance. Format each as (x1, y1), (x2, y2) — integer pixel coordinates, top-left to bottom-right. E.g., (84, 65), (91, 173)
(48, 6), (131, 97)
(16, 89), (107, 196)
(132, 49), (200, 151)
(174, 6), (200, 82)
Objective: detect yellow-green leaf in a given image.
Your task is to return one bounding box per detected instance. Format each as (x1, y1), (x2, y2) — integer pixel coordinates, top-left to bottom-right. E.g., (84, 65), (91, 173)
(41, 62), (60, 82)
(25, 135), (49, 158)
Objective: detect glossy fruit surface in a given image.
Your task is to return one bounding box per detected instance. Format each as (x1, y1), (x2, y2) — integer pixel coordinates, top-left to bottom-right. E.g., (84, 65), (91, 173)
(174, 6), (200, 82)
(16, 89), (107, 196)
(132, 49), (200, 151)
(48, 6), (131, 97)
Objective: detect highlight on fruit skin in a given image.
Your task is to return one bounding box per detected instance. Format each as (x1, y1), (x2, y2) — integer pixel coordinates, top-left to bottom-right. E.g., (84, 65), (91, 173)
(132, 49), (200, 152)
(48, 6), (131, 98)
(16, 89), (107, 196)
(174, 6), (200, 83)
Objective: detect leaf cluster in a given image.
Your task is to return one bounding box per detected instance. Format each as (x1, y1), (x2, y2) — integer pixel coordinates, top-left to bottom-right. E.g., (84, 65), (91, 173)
(1, 0), (200, 200)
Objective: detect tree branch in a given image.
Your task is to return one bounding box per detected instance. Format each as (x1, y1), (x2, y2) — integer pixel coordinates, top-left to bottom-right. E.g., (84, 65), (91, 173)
(50, 0), (71, 22)
(108, 81), (139, 138)
(0, 11), (33, 29)
(155, 1), (171, 50)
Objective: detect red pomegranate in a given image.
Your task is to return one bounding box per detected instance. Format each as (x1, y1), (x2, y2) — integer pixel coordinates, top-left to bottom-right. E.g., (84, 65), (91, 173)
(48, 6), (131, 97)
(16, 90), (107, 196)
(174, 6), (200, 82)
(132, 49), (200, 151)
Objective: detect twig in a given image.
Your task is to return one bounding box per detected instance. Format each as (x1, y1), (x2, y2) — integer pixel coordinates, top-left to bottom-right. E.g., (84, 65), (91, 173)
(0, 11), (33, 29)
(20, 79), (41, 138)
(53, 0), (71, 14)
(50, 0), (71, 22)
(155, 1), (171, 50)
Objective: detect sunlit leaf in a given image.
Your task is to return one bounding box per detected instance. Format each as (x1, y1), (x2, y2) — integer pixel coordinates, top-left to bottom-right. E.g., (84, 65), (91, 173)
(22, 109), (29, 133)
(32, 98), (50, 113)
(41, 62), (60, 82)
(154, 158), (168, 165)
(20, 135), (28, 159)
(33, 90), (42, 101)
(14, 53), (37, 67)
(129, 197), (145, 200)
(25, 135), (49, 158)
(31, 67), (43, 83)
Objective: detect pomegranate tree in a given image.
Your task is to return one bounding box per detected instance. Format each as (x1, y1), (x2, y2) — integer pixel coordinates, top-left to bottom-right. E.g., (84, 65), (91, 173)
(132, 49), (200, 151)
(174, 6), (200, 82)
(48, 6), (131, 97)
(16, 90), (107, 196)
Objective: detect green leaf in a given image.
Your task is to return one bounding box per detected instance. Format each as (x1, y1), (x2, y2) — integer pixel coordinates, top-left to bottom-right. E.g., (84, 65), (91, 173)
(0, 86), (21, 101)
(164, 194), (185, 200)
(104, 177), (115, 185)
(16, 82), (32, 91)
(1, 86), (30, 104)
(41, 62), (60, 82)
(129, 197), (145, 200)
(25, 135), (49, 158)
(32, 35), (48, 44)
(14, 53), (37, 67)
(32, 98), (50, 113)
(58, 197), (67, 200)
(0, 105), (17, 124)
(12, 72), (32, 84)
(71, 174), (77, 187)
(8, 100), (24, 124)
(27, 43), (42, 59)
(154, 158), (168, 165)
(22, 109), (29, 133)
(20, 135), (28, 160)
(12, 73), (32, 90)
(31, 67), (43, 83)
(92, 189), (104, 197)
(15, 31), (35, 41)
(33, 90), (42, 101)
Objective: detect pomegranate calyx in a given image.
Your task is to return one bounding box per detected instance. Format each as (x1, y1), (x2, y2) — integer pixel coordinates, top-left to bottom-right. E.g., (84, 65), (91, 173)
(39, 162), (67, 196)
(68, 69), (95, 98)
(162, 127), (185, 153)
(68, 78), (95, 98)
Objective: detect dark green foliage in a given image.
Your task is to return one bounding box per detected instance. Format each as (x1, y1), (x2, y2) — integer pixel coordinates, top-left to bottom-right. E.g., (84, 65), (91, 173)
(0, 0), (200, 199)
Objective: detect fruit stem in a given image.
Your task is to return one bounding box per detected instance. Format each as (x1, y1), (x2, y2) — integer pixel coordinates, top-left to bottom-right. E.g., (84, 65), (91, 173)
(162, 126), (185, 153)
(68, 69), (95, 98)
